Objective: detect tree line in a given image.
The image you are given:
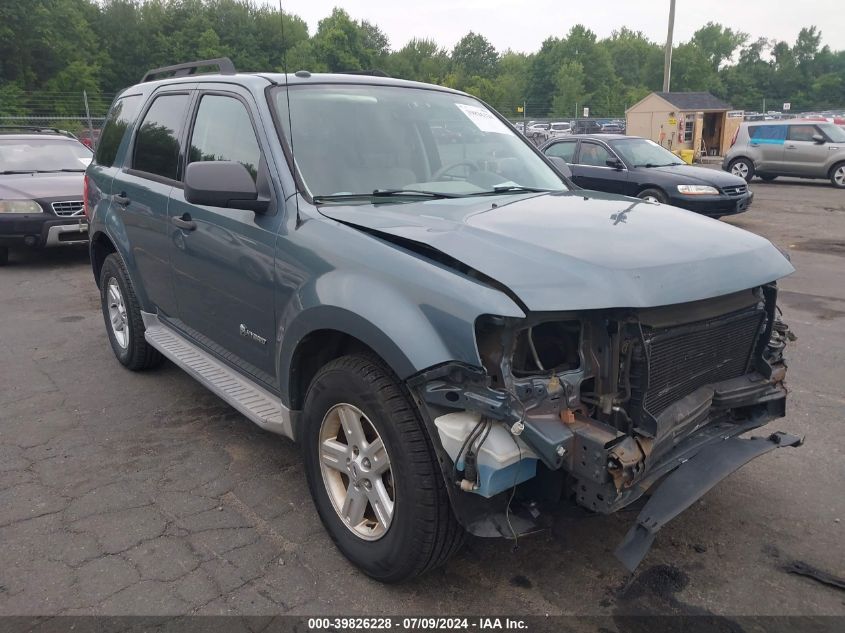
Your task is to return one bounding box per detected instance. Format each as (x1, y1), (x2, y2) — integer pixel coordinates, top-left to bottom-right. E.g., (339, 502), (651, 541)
(1, 0), (843, 119)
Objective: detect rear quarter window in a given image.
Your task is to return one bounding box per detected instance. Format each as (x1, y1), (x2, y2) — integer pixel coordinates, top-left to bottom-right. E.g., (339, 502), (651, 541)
(95, 95), (143, 167)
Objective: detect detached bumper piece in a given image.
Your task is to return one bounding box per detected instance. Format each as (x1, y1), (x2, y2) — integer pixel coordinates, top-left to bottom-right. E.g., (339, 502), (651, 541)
(614, 431), (802, 572)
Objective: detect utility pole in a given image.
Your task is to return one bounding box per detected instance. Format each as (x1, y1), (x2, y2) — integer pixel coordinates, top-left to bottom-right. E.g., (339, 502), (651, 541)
(83, 90), (94, 147)
(662, 0), (676, 92)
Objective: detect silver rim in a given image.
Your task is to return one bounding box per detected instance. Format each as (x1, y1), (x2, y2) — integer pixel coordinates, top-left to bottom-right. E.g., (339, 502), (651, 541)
(106, 278), (129, 349)
(641, 194), (659, 203)
(731, 161), (750, 179)
(319, 403), (394, 541)
(834, 166), (845, 186)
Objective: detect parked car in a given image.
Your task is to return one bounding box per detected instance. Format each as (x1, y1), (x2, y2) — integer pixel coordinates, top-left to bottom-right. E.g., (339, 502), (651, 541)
(526, 122), (550, 142)
(0, 127), (91, 265)
(571, 119), (603, 134)
(542, 134), (753, 217)
(724, 119), (845, 188)
(548, 121), (571, 138)
(87, 58), (799, 582)
(600, 122), (624, 134)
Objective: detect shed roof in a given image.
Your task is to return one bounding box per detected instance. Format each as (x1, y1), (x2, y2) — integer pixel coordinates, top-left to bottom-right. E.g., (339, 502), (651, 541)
(653, 91), (732, 111)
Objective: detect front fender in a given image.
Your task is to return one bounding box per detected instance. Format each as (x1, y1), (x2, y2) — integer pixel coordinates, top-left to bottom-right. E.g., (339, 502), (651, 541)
(277, 267), (524, 406)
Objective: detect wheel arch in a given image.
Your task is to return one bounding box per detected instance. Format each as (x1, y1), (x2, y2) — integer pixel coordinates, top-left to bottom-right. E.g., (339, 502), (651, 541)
(90, 230), (117, 288)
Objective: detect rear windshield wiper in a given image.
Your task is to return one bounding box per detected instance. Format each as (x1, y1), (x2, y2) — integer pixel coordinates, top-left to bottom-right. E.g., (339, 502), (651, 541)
(313, 189), (460, 204)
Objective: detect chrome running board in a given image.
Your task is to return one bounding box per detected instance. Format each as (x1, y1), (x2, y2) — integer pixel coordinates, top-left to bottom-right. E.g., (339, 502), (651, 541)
(141, 311), (294, 439)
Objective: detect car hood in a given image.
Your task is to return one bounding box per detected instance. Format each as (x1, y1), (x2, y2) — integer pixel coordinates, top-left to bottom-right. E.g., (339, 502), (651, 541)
(318, 190), (794, 312)
(0, 172), (84, 200)
(634, 164), (746, 188)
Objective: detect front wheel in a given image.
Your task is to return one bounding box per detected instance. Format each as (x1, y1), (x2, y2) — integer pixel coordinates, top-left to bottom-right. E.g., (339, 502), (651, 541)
(830, 162), (845, 189)
(637, 188), (667, 204)
(729, 158), (754, 182)
(302, 355), (464, 582)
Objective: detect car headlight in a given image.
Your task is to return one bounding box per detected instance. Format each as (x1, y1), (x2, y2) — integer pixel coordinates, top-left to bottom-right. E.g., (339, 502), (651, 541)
(0, 199), (43, 214)
(677, 185), (719, 195)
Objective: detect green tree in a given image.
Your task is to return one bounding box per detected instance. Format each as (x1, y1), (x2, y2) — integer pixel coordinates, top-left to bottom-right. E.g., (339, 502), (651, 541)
(691, 22), (748, 70)
(451, 32), (498, 81)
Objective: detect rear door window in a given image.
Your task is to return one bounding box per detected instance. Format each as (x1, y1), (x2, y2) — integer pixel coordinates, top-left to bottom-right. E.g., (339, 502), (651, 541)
(188, 95), (262, 181)
(545, 141), (577, 162)
(748, 125), (787, 143)
(95, 94), (143, 167)
(132, 93), (191, 181)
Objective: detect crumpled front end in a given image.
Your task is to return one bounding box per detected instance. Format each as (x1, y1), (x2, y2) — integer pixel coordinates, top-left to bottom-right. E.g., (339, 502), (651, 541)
(409, 283), (801, 569)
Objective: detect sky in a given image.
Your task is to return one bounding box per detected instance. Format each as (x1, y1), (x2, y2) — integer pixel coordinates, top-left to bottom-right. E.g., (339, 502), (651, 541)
(267, 0), (845, 53)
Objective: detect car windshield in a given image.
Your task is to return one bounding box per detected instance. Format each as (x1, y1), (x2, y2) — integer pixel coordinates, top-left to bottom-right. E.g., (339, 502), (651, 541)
(820, 123), (845, 142)
(272, 84), (566, 201)
(610, 138), (684, 167)
(0, 137), (92, 173)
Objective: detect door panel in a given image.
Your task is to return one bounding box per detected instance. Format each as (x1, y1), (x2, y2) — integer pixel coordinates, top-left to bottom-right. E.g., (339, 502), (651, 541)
(571, 141), (628, 193)
(168, 90), (281, 386)
(747, 124), (786, 172)
(782, 124), (827, 176)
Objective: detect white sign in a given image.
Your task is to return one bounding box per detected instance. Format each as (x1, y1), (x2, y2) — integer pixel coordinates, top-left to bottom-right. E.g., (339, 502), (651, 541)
(583, 107), (590, 117)
(727, 110), (744, 118)
(783, 102), (791, 111)
(454, 103), (510, 134)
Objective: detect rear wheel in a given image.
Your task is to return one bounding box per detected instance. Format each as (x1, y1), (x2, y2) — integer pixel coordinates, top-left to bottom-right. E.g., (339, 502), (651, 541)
(99, 253), (163, 370)
(0, 247), (8, 266)
(729, 157), (754, 182)
(830, 162), (845, 189)
(637, 188), (667, 204)
(302, 355), (464, 582)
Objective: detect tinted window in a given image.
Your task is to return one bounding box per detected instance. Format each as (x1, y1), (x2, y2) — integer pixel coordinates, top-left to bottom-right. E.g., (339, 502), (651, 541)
(787, 124), (819, 142)
(545, 141), (577, 162)
(748, 125), (787, 143)
(577, 142), (612, 166)
(132, 94), (190, 181)
(188, 95), (261, 181)
(95, 95), (142, 167)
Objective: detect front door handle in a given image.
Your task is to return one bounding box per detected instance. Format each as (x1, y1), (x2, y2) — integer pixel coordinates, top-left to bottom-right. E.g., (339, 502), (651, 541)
(785, 144), (797, 150)
(171, 213), (197, 231)
(114, 192), (130, 206)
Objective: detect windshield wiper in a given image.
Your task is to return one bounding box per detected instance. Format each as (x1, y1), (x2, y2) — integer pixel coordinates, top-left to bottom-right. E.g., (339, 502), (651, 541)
(635, 163), (681, 168)
(467, 185), (554, 196)
(1, 170), (37, 174)
(313, 189), (460, 204)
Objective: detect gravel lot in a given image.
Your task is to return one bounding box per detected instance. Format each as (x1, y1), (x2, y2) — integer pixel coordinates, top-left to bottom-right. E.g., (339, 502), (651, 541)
(0, 177), (843, 618)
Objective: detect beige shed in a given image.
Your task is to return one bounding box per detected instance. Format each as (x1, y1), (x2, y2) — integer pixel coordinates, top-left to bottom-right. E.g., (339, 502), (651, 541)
(625, 92), (744, 160)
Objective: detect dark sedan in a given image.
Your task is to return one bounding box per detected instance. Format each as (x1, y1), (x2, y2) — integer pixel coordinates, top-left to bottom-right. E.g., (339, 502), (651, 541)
(542, 134), (753, 218)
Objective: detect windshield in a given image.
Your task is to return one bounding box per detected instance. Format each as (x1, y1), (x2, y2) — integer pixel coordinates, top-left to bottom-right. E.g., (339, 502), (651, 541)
(820, 123), (845, 143)
(272, 84), (566, 200)
(610, 138), (684, 167)
(0, 138), (92, 173)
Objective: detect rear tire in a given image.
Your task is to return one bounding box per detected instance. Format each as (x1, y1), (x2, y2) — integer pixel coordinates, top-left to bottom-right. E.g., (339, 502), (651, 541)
(637, 188), (667, 204)
(830, 162), (845, 189)
(302, 355), (464, 582)
(99, 253), (163, 371)
(729, 158), (754, 182)
(0, 247), (8, 266)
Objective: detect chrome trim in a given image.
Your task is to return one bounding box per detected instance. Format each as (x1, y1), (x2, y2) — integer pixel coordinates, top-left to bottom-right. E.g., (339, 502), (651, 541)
(51, 200), (85, 217)
(44, 223), (88, 246)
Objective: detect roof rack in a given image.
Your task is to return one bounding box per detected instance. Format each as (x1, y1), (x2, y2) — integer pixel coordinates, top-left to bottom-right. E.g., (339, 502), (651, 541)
(141, 57), (236, 83)
(336, 69), (391, 77)
(0, 125), (77, 138)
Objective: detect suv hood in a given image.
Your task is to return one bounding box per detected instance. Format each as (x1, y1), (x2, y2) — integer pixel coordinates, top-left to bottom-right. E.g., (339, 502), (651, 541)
(318, 190), (793, 312)
(635, 164), (746, 187)
(0, 172), (84, 200)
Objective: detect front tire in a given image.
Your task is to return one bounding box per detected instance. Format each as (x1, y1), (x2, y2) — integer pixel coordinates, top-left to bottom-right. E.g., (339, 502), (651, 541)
(302, 355), (464, 582)
(99, 253), (163, 371)
(637, 188), (667, 204)
(830, 162), (845, 189)
(729, 157), (754, 182)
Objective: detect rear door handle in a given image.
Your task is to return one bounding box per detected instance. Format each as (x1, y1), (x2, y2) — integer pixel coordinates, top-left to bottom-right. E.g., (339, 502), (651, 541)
(114, 192), (130, 206)
(171, 213), (197, 231)
(750, 142), (760, 147)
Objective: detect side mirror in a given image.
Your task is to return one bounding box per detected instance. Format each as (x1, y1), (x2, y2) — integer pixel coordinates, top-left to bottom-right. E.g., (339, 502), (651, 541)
(812, 134), (826, 144)
(547, 155), (573, 179)
(184, 161), (268, 212)
(606, 158), (624, 169)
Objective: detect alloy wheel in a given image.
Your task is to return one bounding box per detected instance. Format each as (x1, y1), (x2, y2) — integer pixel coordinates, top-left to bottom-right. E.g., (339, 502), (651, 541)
(106, 278), (129, 349)
(318, 403), (395, 541)
(731, 161), (749, 179)
(834, 165), (845, 187)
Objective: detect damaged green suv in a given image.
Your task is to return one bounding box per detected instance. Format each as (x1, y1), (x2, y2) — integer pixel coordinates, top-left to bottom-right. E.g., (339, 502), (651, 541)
(86, 58), (800, 582)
